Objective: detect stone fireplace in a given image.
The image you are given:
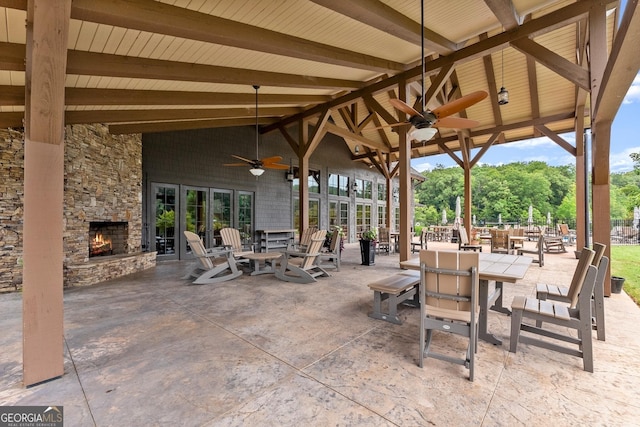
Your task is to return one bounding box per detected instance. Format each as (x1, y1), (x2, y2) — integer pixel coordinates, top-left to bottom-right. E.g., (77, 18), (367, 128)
(0, 124), (156, 291)
(89, 221), (128, 257)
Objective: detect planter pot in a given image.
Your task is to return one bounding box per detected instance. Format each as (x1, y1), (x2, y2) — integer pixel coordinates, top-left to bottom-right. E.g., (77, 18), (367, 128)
(360, 239), (376, 266)
(611, 276), (625, 294)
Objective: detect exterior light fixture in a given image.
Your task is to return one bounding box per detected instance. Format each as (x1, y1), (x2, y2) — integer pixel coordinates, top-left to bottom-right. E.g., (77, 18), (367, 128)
(354, 145), (360, 154)
(351, 181), (358, 192)
(498, 48), (509, 105)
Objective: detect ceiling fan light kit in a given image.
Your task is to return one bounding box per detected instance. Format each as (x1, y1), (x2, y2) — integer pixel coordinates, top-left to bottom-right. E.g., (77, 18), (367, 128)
(250, 167), (265, 177)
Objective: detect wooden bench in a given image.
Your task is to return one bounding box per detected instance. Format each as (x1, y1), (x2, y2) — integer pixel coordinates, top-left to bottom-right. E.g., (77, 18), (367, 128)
(368, 271), (420, 324)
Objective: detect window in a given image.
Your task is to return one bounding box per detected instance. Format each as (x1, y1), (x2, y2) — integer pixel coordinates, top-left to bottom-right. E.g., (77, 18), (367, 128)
(356, 203), (372, 237)
(293, 198), (320, 230)
(355, 178), (372, 199)
(329, 173), (349, 197)
(378, 205), (386, 227)
(377, 183), (386, 201)
(292, 167), (320, 193)
(330, 201), (349, 238)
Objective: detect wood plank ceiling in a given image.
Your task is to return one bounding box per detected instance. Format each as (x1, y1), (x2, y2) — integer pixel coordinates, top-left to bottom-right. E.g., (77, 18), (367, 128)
(0, 0), (623, 166)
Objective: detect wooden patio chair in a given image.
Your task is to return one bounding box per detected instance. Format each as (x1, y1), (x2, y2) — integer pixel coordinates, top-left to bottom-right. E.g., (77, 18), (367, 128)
(509, 248), (599, 372)
(317, 228), (341, 271)
(290, 226), (318, 251)
(419, 250), (480, 381)
(220, 227), (254, 259)
(377, 227), (391, 254)
(489, 229), (510, 254)
(458, 226), (482, 252)
(182, 231), (243, 284)
(275, 229), (329, 284)
(411, 228), (428, 253)
(536, 243), (607, 340)
(517, 234), (545, 267)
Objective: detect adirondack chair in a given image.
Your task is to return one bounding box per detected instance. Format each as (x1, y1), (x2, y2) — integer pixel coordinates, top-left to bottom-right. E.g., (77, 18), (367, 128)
(419, 250), (480, 381)
(182, 231), (243, 284)
(276, 230), (329, 284)
(509, 248), (599, 372)
(220, 227), (254, 259)
(536, 243), (607, 340)
(289, 226), (318, 251)
(317, 228), (341, 271)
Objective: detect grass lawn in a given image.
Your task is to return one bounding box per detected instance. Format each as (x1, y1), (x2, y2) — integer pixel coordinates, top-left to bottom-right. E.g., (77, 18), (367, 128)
(610, 245), (640, 306)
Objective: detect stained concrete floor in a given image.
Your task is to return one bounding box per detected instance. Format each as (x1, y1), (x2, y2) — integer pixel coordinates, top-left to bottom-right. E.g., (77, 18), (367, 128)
(1, 240), (640, 426)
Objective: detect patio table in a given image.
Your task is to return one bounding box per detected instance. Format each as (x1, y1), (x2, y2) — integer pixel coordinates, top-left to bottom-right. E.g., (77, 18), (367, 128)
(241, 252), (283, 276)
(400, 252), (532, 345)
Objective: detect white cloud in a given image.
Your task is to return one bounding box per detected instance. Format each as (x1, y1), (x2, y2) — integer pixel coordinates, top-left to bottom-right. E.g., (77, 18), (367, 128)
(622, 73), (640, 104)
(610, 146), (640, 172)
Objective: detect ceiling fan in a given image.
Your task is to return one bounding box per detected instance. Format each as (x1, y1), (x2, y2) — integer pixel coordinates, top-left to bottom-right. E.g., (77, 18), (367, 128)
(388, 90), (487, 142)
(224, 85), (289, 176)
(384, 0), (487, 143)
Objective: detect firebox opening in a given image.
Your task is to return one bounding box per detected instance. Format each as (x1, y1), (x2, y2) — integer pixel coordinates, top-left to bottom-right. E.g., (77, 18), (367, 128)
(89, 221), (128, 258)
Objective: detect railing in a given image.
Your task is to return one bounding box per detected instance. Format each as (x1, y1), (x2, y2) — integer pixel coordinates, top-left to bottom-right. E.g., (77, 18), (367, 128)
(458, 218), (640, 245)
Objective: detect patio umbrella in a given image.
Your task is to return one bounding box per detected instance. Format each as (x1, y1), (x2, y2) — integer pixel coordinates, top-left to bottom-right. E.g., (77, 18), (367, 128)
(547, 211), (551, 225)
(634, 206), (640, 228)
(528, 205), (533, 225)
(473, 214), (476, 225)
(442, 208), (448, 225)
(454, 196), (461, 229)
(498, 213), (502, 225)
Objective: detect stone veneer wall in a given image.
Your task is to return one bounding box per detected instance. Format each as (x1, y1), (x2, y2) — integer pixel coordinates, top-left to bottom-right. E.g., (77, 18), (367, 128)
(0, 124), (155, 291)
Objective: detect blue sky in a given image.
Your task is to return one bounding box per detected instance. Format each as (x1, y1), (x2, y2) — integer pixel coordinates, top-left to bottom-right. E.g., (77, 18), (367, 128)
(412, 72), (640, 173)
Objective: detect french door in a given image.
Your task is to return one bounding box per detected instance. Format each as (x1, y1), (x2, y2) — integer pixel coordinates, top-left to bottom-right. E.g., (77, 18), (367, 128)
(151, 183), (254, 260)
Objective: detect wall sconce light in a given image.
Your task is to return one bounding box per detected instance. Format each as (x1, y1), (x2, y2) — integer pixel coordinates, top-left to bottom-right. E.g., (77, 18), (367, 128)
(392, 187), (400, 203)
(285, 171), (294, 182)
(351, 181), (359, 192)
(354, 145), (360, 154)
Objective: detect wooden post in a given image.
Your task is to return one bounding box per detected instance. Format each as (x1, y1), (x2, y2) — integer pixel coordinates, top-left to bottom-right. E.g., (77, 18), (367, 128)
(23, 0), (71, 386)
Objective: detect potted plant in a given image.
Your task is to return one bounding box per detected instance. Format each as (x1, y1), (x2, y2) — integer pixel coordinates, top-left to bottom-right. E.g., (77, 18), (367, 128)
(360, 228), (377, 266)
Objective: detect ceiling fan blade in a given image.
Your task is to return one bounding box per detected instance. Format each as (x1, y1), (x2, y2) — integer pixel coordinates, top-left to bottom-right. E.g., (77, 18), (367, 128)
(263, 163), (290, 170)
(223, 162), (250, 167)
(231, 154), (254, 164)
(432, 91), (488, 119)
(260, 155), (283, 164)
(389, 98), (422, 117)
(434, 117), (480, 129)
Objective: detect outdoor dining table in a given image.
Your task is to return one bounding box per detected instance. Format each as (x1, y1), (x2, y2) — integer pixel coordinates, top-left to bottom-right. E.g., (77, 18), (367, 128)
(400, 252), (532, 345)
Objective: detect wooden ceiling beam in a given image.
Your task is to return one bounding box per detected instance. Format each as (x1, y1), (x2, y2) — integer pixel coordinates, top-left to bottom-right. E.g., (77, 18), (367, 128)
(510, 37), (590, 90)
(324, 122), (390, 152)
(265, 0), (596, 132)
(484, 0), (520, 30)
(66, 0), (403, 73)
(0, 42), (363, 90)
(594, 0), (640, 123)
(309, 0), (457, 54)
(0, 107), (301, 126)
(0, 85), (330, 106)
(108, 117), (276, 135)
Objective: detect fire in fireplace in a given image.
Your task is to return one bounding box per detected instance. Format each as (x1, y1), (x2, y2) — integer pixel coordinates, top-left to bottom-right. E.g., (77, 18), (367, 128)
(89, 222), (128, 257)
